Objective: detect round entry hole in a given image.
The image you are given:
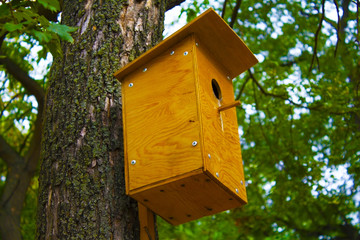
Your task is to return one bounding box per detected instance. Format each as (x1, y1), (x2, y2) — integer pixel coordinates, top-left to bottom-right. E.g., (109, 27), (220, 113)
(212, 79), (222, 100)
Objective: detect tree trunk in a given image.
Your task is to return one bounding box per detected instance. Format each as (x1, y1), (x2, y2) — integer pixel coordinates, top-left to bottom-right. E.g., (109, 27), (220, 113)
(36, 0), (165, 239)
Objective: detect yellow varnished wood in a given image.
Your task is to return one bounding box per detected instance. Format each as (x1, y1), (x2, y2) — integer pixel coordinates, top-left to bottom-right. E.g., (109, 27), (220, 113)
(115, 8), (257, 225)
(123, 36), (202, 192)
(114, 8), (257, 81)
(132, 172), (246, 225)
(138, 203), (156, 240)
(218, 100), (241, 112)
(195, 38), (247, 202)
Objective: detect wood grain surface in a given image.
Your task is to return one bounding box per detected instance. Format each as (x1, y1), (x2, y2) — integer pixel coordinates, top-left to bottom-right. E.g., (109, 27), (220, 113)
(195, 37), (247, 202)
(122, 35), (203, 192)
(132, 172), (246, 225)
(116, 10), (256, 224)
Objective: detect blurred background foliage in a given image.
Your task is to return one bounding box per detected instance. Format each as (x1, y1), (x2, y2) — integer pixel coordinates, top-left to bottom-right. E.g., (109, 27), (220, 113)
(158, 0), (359, 239)
(0, 0), (359, 239)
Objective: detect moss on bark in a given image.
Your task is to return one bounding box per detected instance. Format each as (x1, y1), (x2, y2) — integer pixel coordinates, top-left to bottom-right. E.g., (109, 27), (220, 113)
(36, 1), (165, 239)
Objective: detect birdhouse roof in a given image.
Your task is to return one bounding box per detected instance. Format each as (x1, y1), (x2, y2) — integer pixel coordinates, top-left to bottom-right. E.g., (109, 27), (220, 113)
(114, 8), (258, 80)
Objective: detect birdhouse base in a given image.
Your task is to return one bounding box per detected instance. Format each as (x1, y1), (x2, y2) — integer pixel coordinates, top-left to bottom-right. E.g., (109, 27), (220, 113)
(131, 169), (246, 225)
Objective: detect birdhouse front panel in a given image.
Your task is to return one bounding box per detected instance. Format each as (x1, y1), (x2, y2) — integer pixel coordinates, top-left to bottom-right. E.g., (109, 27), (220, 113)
(195, 39), (247, 202)
(122, 35), (202, 193)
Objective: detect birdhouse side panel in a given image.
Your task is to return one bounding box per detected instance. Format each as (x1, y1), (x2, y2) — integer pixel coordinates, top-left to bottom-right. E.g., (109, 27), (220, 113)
(122, 36), (203, 192)
(195, 42), (247, 202)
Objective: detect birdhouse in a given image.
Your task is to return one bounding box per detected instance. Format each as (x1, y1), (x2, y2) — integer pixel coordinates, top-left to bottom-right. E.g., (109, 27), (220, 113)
(114, 8), (258, 225)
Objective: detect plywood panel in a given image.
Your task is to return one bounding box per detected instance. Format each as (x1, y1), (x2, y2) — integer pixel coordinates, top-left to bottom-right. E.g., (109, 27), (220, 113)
(195, 39), (247, 202)
(132, 172), (246, 225)
(114, 8), (257, 81)
(122, 36), (203, 191)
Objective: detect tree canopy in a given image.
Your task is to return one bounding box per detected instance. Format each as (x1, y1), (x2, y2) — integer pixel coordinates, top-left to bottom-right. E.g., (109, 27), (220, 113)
(159, 0), (360, 239)
(0, 0), (359, 239)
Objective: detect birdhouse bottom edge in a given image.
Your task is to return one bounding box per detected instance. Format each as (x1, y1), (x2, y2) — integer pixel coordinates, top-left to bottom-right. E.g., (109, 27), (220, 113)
(129, 171), (247, 225)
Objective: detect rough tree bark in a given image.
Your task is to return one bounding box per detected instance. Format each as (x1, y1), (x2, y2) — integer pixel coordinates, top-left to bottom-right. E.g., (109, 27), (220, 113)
(36, 0), (168, 239)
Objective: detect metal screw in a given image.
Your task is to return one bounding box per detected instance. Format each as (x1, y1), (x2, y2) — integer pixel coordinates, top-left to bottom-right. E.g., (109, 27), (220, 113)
(196, 42), (199, 46)
(143, 68), (147, 72)
(192, 141), (198, 147)
(236, 188), (239, 193)
(170, 51), (175, 55)
(208, 154), (211, 159)
(240, 180), (244, 185)
(227, 76), (231, 80)
(131, 160), (136, 165)
(129, 83), (133, 87)
(216, 172), (219, 178)
(183, 51), (188, 56)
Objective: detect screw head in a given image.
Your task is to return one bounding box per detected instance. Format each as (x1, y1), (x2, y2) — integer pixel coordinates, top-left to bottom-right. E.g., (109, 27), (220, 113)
(216, 172), (219, 178)
(183, 51), (188, 56)
(129, 83), (133, 87)
(227, 76), (231, 80)
(236, 188), (239, 193)
(196, 42), (199, 46)
(131, 160), (136, 165)
(170, 51), (175, 55)
(143, 68), (147, 72)
(208, 154), (211, 159)
(192, 141), (198, 147)
(240, 180), (244, 185)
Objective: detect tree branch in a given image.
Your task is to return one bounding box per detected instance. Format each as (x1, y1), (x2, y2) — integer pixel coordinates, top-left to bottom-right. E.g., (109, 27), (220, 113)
(165, 0), (186, 11)
(0, 92), (22, 119)
(24, 100), (44, 172)
(0, 135), (22, 166)
(333, 0), (341, 56)
(248, 70), (325, 111)
(252, 80), (278, 161)
(249, 70), (287, 100)
(339, 0), (351, 35)
(357, 0), (360, 45)
(229, 0), (242, 28)
(0, 57), (45, 103)
(310, 0), (325, 71)
(235, 76), (250, 100)
(2, 107), (33, 135)
(221, 0), (228, 19)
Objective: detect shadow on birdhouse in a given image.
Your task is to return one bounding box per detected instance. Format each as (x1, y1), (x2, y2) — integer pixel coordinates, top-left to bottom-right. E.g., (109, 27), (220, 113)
(114, 8), (258, 226)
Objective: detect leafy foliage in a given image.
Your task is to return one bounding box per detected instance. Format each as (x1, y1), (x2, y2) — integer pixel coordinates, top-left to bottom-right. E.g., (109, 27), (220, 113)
(159, 0), (360, 239)
(0, 1), (76, 239)
(1, 0), (359, 239)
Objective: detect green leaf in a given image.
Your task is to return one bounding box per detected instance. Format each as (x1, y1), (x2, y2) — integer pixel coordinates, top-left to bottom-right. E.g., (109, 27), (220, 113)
(0, 3), (10, 17)
(37, 15), (50, 27)
(31, 30), (52, 43)
(47, 38), (62, 58)
(47, 23), (77, 43)
(4, 22), (23, 32)
(37, 0), (60, 12)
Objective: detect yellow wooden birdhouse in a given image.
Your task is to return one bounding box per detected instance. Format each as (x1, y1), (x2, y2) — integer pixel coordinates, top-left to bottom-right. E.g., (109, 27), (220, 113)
(114, 8), (258, 225)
